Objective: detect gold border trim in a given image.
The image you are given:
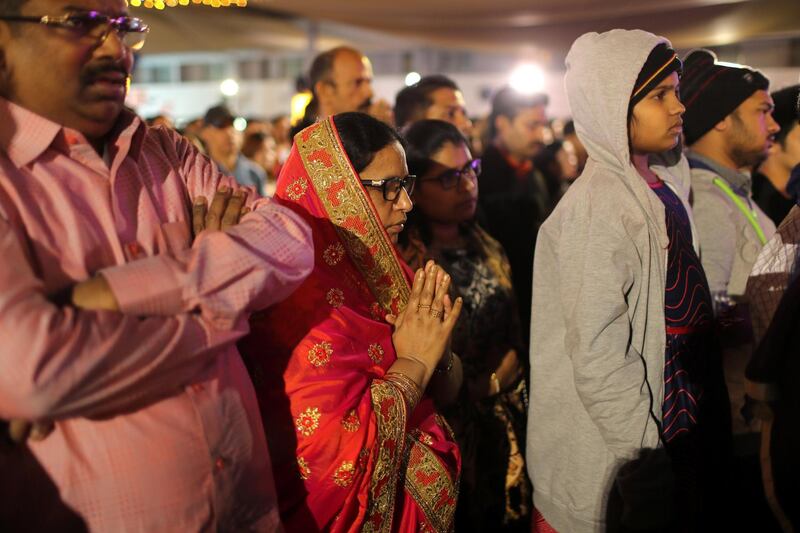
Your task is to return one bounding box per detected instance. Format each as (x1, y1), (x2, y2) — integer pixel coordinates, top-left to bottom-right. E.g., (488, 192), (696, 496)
(403, 435), (458, 533)
(362, 380), (408, 533)
(295, 119), (410, 315)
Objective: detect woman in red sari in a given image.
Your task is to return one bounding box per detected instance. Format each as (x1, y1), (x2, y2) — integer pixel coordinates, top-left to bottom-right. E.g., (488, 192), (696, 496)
(239, 112), (463, 532)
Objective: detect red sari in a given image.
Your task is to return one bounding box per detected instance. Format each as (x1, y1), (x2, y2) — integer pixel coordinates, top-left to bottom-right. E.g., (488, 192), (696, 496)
(239, 118), (460, 532)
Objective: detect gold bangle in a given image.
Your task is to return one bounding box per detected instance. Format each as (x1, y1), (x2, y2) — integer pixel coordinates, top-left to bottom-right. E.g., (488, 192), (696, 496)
(386, 371), (422, 411)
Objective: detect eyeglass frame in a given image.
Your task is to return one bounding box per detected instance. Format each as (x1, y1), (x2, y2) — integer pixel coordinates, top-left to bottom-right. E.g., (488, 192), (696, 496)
(420, 158), (481, 190)
(0, 10), (150, 50)
(360, 174), (417, 202)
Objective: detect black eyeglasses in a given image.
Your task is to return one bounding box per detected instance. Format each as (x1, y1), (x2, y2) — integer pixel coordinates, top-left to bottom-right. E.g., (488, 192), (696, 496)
(422, 158), (481, 190)
(0, 11), (149, 50)
(360, 174), (416, 202)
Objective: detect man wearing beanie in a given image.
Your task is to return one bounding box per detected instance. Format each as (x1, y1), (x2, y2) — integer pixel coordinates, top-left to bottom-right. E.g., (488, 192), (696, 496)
(682, 49), (778, 306)
(752, 85), (800, 225)
(682, 49), (781, 528)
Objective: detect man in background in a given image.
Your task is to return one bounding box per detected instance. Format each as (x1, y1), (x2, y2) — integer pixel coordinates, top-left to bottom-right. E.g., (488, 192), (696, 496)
(394, 74), (472, 136)
(200, 104), (267, 196)
(752, 84), (800, 226)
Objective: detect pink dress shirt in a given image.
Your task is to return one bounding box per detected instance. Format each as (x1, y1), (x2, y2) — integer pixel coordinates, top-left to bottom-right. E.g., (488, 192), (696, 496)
(0, 97), (314, 532)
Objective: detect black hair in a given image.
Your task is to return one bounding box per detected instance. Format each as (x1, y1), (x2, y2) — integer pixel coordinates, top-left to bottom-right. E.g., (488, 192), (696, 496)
(770, 85), (800, 147)
(403, 119), (469, 177)
(332, 112), (405, 173)
(0, 0), (27, 15)
(394, 75), (460, 130)
(399, 120), (471, 248)
(563, 119), (576, 137)
(488, 86), (549, 140)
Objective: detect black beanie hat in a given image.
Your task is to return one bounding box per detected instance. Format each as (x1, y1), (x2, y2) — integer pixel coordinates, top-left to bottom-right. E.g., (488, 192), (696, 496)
(630, 43), (682, 109)
(770, 85), (800, 144)
(680, 49), (769, 145)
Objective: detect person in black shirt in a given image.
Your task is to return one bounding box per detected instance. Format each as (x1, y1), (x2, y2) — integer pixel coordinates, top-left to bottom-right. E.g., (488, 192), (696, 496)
(752, 85), (800, 225)
(477, 87), (551, 347)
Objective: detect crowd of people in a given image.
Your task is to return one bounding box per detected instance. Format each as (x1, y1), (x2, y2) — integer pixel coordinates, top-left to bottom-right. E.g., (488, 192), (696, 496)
(1, 0), (799, 531)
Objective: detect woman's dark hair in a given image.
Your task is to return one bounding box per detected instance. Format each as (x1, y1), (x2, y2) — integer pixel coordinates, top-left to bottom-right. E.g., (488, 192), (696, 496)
(399, 120), (472, 248)
(403, 119), (469, 177)
(332, 112), (405, 173)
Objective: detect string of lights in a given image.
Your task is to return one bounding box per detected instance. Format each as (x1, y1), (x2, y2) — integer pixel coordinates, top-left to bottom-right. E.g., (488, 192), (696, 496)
(129, 0), (247, 9)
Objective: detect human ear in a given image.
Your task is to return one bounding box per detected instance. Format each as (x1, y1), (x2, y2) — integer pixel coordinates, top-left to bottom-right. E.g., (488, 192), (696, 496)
(713, 116), (730, 133)
(315, 80), (333, 105)
(495, 115), (510, 136)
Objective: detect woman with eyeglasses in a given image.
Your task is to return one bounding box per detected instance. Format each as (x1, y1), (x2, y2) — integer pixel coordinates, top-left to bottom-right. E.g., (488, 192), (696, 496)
(398, 119), (532, 532)
(238, 112), (463, 532)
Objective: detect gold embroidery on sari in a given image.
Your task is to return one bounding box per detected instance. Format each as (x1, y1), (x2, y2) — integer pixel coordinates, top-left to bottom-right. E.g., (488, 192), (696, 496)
(342, 409), (361, 432)
(296, 120), (410, 316)
(413, 429), (434, 446)
(286, 176), (309, 200)
(369, 302), (384, 321)
(418, 522), (435, 533)
(326, 287), (345, 308)
(307, 341), (333, 368)
(362, 380), (407, 533)
(403, 435), (458, 533)
(367, 343), (385, 364)
(297, 456), (311, 480)
(323, 243), (346, 266)
(295, 407), (321, 437)
(357, 447), (371, 472)
(333, 460), (356, 488)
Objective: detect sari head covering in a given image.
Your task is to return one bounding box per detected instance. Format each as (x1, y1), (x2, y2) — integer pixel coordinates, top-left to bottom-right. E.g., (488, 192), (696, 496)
(239, 115), (460, 532)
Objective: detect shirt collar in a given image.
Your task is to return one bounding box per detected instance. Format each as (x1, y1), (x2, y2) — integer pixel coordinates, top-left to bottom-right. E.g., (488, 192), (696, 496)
(687, 150), (752, 195)
(0, 97), (62, 169)
(0, 96), (146, 168)
(495, 143), (534, 178)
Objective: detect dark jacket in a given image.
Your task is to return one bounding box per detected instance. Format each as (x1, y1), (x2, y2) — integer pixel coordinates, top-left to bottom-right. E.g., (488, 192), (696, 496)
(477, 144), (551, 346)
(752, 170), (794, 226)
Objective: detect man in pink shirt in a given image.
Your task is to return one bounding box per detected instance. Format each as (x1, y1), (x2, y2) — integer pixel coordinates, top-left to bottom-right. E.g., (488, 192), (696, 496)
(0, 0), (314, 530)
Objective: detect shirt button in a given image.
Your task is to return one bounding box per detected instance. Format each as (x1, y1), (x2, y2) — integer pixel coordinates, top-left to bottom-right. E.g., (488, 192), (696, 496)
(125, 242), (142, 259)
(215, 457), (226, 471)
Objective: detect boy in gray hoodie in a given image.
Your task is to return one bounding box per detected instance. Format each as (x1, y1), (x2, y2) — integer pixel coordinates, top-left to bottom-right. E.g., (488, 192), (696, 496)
(528, 30), (729, 532)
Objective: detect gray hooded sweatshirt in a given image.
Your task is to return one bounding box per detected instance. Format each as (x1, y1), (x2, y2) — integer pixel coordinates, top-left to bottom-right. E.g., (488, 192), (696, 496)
(526, 30), (698, 532)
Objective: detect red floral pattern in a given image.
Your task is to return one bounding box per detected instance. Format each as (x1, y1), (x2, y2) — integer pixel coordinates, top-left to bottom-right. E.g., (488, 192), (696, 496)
(367, 343), (385, 364)
(295, 407), (321, 437)
(286, 176), (308, 201)
(297, 456), (311, 480)
(333, 460), (355, 488)
(323, 243), (346, 266)
(307, 341), (333, 368)
(326, 288), (345, 308)
(341, 409), (361, 432)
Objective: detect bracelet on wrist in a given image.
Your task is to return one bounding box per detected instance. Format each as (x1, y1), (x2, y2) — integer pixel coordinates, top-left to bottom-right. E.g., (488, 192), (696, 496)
(399, 354), (432, 376)
(385, 371), (422, 410)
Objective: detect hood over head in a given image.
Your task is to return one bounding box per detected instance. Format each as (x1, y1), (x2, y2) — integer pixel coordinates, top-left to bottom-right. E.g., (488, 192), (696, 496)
(566, 29), (679, 171)
(565, 29), (691, 245)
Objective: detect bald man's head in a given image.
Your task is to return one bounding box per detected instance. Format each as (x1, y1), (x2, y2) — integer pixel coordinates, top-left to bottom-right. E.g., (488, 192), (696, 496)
(311, 46), (374, 118)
